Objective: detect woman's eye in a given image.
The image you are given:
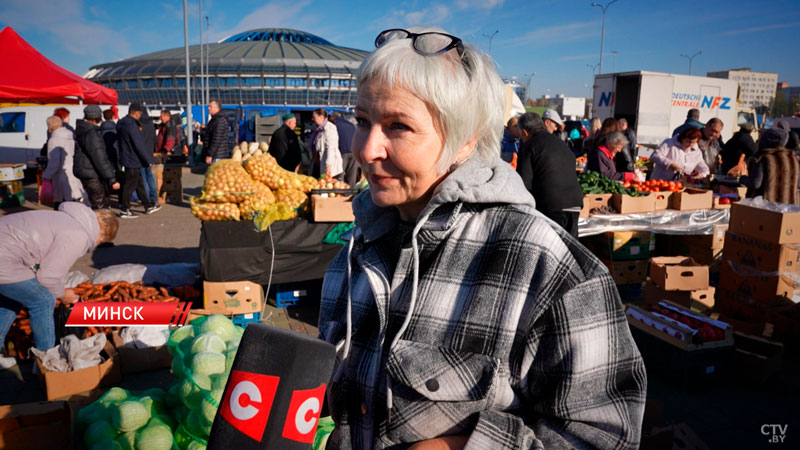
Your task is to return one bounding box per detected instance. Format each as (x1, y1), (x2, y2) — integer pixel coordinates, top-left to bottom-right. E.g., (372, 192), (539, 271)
(389, 122), (409, 131)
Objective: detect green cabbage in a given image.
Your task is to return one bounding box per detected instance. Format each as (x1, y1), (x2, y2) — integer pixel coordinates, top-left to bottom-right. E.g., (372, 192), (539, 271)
(85, 421), (118, 448)
(100, 387), (129, 405)
(191, 332), (227, 354)
(116, 431), (136, 450)
(187, 440), (207, 450)
(78, 403), (111, 427)
(191, 351), (226, 376)
(170, 324), (195, 344)
(200, 388), (223, 424)
(195, 315), (238, 341)
(135, 424), (173, 450)
(112, 401), (150, 432)
(91, 438), (122, 450)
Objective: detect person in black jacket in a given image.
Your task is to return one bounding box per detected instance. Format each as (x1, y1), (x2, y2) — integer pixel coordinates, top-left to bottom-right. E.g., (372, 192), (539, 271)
(139, 109), (159, 207)
(100, 109), (119, 172)
(516, 112), (583, 237)
(267, 113), (302, 171)
(203, 99), (231, 164)
(720, 123), (756, 175)
(116, 103), (159, 218)
(73, 105), (120, 209)
(330, 111), (358, 186)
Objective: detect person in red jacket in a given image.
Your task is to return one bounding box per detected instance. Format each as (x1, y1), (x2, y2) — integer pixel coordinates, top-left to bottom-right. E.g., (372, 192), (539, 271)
(587, 131), (640, 182)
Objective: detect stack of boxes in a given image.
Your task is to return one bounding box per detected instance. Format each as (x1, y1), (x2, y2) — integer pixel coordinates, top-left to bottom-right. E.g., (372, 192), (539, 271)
(0, 164), (25, 207)
(644, 257), (714, 312)
(584, 231), (652, 299)
(157, 164), (183, 204)
(716, 202), (800, 341)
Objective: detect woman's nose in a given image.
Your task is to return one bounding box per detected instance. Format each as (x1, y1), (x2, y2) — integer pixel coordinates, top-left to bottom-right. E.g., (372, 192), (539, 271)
(355, 126), (387, 164)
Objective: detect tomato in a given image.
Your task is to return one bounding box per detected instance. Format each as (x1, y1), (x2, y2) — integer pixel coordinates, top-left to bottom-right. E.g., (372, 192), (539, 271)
(623, 182), (631, 188)
(676, 182), (684, 189)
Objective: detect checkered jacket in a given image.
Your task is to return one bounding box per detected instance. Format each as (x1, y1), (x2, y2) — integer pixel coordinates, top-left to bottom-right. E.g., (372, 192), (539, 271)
(318, 158), (646, 449)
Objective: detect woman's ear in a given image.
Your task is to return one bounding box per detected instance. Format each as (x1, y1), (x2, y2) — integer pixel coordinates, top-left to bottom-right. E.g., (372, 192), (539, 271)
(456, 135), (478, 162)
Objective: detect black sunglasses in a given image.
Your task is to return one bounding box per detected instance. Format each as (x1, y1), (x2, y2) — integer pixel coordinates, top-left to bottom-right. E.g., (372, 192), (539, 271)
(375, 29), (471, 77)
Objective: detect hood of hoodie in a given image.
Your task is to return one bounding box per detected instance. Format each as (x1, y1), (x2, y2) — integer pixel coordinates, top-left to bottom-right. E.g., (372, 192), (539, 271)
(353, 156), (535, 242)
(75, 119), (98, 137)
(59, 202), (99, 250)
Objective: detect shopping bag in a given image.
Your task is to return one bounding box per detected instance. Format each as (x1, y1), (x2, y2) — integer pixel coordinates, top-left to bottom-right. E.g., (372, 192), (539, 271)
(39, 178), (53, 205)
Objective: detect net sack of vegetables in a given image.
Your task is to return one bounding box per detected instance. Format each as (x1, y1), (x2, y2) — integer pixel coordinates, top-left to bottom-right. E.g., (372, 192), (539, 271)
(166, 315), (244, 447)
(77, 386), (177, 450)
(199, 160), (261, 203)
(274, 189), (309, 212)
(238, 183), (276, 220)
(243, 153), (318, 192)
(252, 202), (298, 231)
(190, 196), (241, 221)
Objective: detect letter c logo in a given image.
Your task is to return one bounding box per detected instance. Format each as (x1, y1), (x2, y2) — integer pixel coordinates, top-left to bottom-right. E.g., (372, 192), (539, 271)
(294, 397), (320, 435)
(230, 380), (261, 421)
(281, 384), (327, 443)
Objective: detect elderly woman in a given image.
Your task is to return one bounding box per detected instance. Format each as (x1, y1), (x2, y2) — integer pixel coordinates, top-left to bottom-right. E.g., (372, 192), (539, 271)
(44, 116), (85, 210)
(318, 27), (646, 450)
(309, 108), (344, 179)
(587, 131), (639, 182)
(651, 127), (707, 181)
(0, 204), (118, 369)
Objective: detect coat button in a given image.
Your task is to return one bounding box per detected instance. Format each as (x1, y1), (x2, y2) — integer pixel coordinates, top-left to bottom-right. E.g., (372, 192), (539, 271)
(425, 378), (439, 392)
(361, 403), (367, 415)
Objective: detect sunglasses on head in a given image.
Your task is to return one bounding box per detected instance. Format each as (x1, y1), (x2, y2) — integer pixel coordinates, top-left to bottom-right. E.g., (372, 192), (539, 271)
(374, 28), (472, 78)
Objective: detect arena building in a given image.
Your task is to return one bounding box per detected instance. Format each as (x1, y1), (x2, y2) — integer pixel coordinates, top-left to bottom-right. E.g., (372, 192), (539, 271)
(84, 28), (368, 108)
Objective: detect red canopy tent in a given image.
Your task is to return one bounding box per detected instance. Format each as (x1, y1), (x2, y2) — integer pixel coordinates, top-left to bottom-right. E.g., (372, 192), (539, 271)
(0, 27), (117, 104)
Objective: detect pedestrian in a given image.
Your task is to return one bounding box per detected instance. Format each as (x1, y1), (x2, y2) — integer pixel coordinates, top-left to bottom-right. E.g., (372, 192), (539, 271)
(672, 108), (704, 136)
(582, 116), (602, 153)
(330, 112), (359, 186)
(53, 107), (75, 136)
(698, 118), (724, 174)
(516, 112), (583, 237)
(651, 127), (708, 181)
(308, 108), (343, 179)
(500, 115), (520, 164)
(116, 103), (160, 218)
(203, 99), (231, 164)
(776, 120), (800, 152)
(157, 110), (179, 155)
(267, 113), (302, 171)
(74, 105), (121, 209)
(319, 26), (646, 450)
(139, 109), (159, 207)
(0, 204), (118, 369)
(744, 128), (799, 204)
(100, 109), (119, 172)
(43, 116), (84, 210)
(542, 109), (564, 136)
(720, 122), (756, 176)
(618, 118), (638, 169)
(587, 131), (641, 183)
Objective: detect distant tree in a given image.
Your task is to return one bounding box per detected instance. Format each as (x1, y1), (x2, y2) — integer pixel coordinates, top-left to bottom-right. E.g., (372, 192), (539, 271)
(771, 94), (789, 117)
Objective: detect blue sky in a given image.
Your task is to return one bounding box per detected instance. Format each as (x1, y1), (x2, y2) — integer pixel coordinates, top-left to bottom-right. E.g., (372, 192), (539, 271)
(2, 0), (799, 99)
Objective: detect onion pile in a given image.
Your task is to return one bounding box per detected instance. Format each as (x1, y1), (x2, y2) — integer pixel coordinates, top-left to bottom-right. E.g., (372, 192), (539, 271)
(200, 160), (261, 203)
(274, 189), (309, 210)
(239, 184), (277, 220)
(190, 196), (241, 221)
(244, 154), (318, 192)
(316, 174), (351, 190)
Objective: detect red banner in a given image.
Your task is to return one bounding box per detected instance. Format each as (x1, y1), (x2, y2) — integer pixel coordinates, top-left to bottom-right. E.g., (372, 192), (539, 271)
(65, 302), (191, 327)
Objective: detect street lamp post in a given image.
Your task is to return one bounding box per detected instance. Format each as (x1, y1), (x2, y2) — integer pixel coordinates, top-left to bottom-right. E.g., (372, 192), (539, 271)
(182, 0), (193, 145)
(611, 50), (618, 73)
(525, 72), (536, 104)
(591, 0), (619, 74)
(482, 29), (499, 56)
(681, 51), (702, 75)
(199, 0), (205, 124)
(587, 63), (600, 75)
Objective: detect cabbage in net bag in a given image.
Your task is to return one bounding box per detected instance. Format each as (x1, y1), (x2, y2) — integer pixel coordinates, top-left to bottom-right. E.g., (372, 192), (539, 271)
(199, 160), (261, 203)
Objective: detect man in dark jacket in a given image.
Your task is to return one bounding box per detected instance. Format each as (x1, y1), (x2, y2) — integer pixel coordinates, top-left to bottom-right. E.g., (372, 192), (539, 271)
(516, 112), (583, 237)
(618, 118), (637, 171)
(74, 105), (120, 209)
(116, 103), (159, 218)
(157, 110), (178, 154)
(139, 109), (159, 207)
(720, 122), (756, 175)
(672, 108), (705, 136)
(267, 113), (302, 171)
(203, 99), (231, 164)
(330, 112), (358, 186)
(100, 109), (119, 172)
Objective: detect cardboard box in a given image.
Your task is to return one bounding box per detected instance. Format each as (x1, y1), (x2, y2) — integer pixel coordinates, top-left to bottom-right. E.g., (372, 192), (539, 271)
(718, 184), (747, 199)
(722, 231), (800, 274)
(203, 280), (264, 314)
(670, 188), (713, 211)
(642, 280), (715, 310)
(0, 163), (25, 181)
(729, 202), (800, 244)
(110, 330), (172, 375)
(733, 332), (783, 385)
(718, 261), (800, 305)
(712, 197), (731, 209)
(600, 258), (649, 285)
(586, 231), (652, 260)
(650, 256), (709, 291)
(35, 340), (121, 401)
(680, 224), (728, 250)
(652, 191), (672, 211)
(311, 194), (355, 222)
(611, 193), (655, 214)
(0, 401), (72, 450)
(579, 193), (612, 218)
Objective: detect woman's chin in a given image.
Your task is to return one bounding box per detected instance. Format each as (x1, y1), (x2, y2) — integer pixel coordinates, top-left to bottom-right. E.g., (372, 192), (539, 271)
(369, 189), (403, 208)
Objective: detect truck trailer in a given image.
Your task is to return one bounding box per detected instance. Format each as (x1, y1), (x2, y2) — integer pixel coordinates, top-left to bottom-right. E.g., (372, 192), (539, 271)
(591, 71), (739, 147)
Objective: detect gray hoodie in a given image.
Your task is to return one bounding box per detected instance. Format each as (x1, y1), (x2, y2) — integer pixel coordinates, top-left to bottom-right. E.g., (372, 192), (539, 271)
(0, 202), (99, 297)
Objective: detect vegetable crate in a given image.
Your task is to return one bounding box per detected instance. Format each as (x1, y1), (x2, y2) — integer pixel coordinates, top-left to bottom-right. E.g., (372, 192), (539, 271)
(275, 288), (308, 308)
(232, 312), (261, 328)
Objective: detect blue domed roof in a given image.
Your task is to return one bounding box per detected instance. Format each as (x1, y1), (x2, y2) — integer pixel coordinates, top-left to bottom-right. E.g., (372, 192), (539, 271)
(222, 28), (333, 46)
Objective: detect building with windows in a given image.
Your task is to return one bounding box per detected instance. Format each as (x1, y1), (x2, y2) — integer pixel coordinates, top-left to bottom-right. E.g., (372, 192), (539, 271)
(84, 28), (368, 108)
(707, 67), (778, 109)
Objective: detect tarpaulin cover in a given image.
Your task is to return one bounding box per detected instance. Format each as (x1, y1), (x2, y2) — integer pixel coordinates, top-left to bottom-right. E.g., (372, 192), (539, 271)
(0, 27), (118, 104)
(200, 219), (342, 285)
(578, 208), (730, 237)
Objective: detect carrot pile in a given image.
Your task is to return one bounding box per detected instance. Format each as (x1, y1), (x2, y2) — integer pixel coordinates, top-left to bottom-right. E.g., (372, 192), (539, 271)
(72, 281), (179, 303)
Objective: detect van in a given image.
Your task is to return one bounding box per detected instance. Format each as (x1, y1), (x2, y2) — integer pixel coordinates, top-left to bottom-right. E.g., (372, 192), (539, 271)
(0, 105), (130, 167)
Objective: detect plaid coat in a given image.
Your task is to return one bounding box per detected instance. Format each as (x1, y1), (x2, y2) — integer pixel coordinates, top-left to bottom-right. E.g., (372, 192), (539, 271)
(319, 157), (646, 449)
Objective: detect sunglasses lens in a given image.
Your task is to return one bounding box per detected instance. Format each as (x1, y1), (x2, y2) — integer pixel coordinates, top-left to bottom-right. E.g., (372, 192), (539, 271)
(376, 29), (408, 47)
(414, 33), (453, 54)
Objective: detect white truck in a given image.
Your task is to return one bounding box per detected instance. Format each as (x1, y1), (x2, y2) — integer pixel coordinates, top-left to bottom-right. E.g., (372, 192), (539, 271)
(553, 97), (586, 120)
(591, 71), (739, 147)
(0, 104), (131, 167)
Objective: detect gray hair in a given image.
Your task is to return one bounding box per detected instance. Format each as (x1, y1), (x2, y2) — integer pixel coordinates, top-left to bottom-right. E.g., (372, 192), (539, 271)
(46, 115), (62, 132)
(356, 26), (504, 173)
(687, 108), (700, 120)
(606, 131), (629, 147)
(707, 117), (723, 128)
(517, 112), (545, 135)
